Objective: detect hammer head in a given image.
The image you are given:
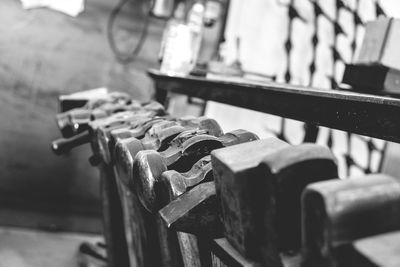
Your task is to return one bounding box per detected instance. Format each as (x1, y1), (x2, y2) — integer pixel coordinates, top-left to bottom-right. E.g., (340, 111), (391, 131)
(108, 116), (169, 163)
(302, 174), (400, 267)
(212, 139), (338, 265)
(158, 155), (213, 207)
(96, 124), (131, 164)
(134, 133), (221, 213)
(85, 91), (130, 110)
(55, 112), (74, 138)
(93, 113), (160, 162)
(159, 181), (223, 237)
(58, 87), (109, 112)
(114, 137), (145, 189)
(113, 120), (189, 188)
(56, 109), (91, 137)
(219, 129), (259, 146)
(212, 138), (290, 249)
(133, 150), (168, 212)
(141, 121), (185, 151)
(258, 144), (338, 252)
(141, 100), (166, 115)
(136, 130), (260, 213)
(86, 112), (133, 159)
(109, 128), (141, 163)
(179, 117), (223, 137)
(153, 117), (224, 154)
(87, 111), (139, 133)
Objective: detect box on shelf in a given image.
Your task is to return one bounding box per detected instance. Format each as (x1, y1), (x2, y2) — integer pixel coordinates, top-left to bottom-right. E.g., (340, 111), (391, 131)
(342, 64), (400, 94)
(356, 18), (400, 70)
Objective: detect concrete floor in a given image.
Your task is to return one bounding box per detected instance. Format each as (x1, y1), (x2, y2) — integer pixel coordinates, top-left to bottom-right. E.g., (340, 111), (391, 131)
(0, 227), (102, 267)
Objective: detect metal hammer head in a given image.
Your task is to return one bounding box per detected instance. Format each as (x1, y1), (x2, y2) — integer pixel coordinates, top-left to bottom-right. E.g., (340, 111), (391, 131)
(135, 130), (260, 213)
(158, 155), (213, 207)
(159, 181), (223, 237)
(302, 174), (400, 267)
(114, 137), (145, 189)
(133, 150), (168, 212)
(212, 139), (338, 265)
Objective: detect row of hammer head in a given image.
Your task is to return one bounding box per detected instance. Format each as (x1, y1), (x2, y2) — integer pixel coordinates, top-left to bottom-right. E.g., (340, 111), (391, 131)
(52, 89), (400, 267)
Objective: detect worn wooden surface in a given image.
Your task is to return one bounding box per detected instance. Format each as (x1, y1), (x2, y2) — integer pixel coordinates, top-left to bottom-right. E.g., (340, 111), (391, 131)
(91, 114), (167, 267)
(116, 178), (164, 267)
(101, 114), (168, 267)
(99, 163), (130, 267)
(111, 119), (183, 267)
(0, 0), (163, 231)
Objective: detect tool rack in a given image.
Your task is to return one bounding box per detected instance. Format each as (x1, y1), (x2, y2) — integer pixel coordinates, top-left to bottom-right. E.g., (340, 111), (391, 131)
(148, 68), (400, 266)
(52, 70), (400, 267)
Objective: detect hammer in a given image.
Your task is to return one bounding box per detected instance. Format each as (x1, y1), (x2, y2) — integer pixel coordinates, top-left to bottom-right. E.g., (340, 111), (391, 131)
(51, 110), (163, 155)
(302, 174), (400, 267)
(55, 100), (165, 138)
(114, 117), (223, 189)
(210, 139), (338, 266)
(56, 91), (146, 137)
(134, 129), (259, 213)
(111, 117), (223, 267)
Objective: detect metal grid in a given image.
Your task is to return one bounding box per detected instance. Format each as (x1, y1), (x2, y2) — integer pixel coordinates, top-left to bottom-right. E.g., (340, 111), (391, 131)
(275, 0), (388, 177)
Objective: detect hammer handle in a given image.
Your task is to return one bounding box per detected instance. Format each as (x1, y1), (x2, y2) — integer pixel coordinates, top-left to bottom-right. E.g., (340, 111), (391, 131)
(51, 131), (91, 155)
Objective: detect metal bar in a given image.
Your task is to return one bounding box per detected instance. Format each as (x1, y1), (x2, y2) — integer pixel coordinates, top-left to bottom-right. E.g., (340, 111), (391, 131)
(149, 69), (400, 143)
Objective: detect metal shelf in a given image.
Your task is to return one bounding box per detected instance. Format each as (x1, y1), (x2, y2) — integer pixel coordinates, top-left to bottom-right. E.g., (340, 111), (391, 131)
(149, 69), (400, 143)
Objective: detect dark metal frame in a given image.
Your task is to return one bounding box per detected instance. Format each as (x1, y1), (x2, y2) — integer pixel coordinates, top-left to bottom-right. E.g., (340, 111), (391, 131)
(150, 69), (400, 143)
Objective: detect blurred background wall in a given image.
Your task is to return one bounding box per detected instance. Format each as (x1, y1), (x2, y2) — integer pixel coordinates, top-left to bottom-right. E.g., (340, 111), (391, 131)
(0, 0), (163, 233)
